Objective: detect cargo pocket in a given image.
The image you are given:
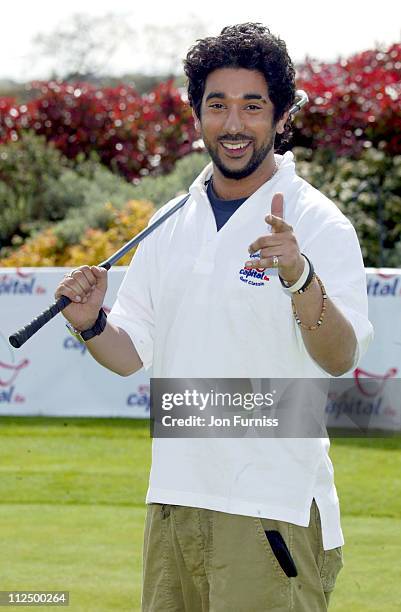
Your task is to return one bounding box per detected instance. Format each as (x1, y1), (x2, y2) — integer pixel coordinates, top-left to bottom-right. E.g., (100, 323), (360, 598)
(320, 546), (344, 593)
(264, 530), (298, 577)
(255, 517), (297, 584)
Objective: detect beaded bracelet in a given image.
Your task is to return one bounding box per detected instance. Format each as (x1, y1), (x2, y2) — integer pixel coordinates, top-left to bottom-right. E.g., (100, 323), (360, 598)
(291, 274), (327, 330)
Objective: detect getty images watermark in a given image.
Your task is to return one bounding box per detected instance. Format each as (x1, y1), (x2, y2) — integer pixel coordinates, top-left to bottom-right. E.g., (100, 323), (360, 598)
(161, 387), (279, 429)
(150, 379), (329, 438)
(150, 378), (401, 438)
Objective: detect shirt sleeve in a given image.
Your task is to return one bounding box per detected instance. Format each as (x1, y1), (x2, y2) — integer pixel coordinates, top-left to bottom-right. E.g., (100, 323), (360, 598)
(108, 238), (155, 371)
(107, 194), (189, 371)
(304, 219), (374, 372)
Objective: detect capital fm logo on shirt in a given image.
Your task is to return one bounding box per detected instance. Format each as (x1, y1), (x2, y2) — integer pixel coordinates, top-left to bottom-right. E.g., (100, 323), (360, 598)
(238, 252), (273, 287)
(0, 269), (46, 296)
(367, 272), (401, 297)
(0, 332), (29, 404)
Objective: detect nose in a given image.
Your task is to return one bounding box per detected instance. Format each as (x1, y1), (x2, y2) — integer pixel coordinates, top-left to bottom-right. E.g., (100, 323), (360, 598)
(223, 106), (244, 134)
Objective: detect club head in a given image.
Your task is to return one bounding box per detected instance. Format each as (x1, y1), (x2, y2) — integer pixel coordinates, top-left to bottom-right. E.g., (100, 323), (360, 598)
(289, 90), (309, 116)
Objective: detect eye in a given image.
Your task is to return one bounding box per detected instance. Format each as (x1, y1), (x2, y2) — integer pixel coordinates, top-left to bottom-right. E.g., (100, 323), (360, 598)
(246, 104), (262, 110)
(209, 103), (225, 109)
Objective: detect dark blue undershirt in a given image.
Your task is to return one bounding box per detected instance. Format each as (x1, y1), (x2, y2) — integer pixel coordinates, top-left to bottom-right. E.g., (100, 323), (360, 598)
(206, 178), (248, 231)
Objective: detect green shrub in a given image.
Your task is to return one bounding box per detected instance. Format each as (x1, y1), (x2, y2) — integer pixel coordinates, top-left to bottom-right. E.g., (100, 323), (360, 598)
(45, 163), (141, 244)
(295, 148), (401, 267)
(0, 136), (208, 252)
(52, 151), (210, 245)
(0, 132), (145, 247)
(0, 181), (19, 243)
(130, 151), (210, 206)
(0, 132), (69, 245)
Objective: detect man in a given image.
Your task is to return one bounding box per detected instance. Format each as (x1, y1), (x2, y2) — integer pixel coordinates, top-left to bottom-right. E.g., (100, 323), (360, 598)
(55, 23), (373, 611)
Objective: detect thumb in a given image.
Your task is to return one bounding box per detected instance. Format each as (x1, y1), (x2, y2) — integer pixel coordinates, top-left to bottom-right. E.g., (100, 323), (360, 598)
(270, 192), (284, 219)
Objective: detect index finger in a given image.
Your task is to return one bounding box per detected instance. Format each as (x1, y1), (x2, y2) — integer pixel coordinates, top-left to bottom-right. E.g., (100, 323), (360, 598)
(265, 192), (292, 233)
(271, 192), (284, 219)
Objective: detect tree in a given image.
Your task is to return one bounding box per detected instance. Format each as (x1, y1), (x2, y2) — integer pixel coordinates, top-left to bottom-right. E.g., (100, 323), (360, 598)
(30, 13), (134, 80)
(140, 16), (209, 76)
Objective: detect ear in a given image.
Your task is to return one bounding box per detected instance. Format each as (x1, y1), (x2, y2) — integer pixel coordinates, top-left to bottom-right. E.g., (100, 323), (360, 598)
(276, 110), (290, 135)
(192, 108), (201, 133)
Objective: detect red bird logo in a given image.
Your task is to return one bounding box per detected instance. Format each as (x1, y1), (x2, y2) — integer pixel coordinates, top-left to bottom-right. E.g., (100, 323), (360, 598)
(0, 333), (30, 387)
(353, 366), (398, 398)
(0, 358), (29, 387)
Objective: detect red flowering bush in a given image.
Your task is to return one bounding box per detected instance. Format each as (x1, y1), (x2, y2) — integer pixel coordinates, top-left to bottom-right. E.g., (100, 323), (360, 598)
(0, 80), (197, 181)
(0, 97), (24, 143)
(0, 42), (400, 166)
(294, 43), (401, 156)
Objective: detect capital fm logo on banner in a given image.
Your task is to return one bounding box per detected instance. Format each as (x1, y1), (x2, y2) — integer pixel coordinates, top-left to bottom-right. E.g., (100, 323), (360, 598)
(326, 366), (400, 427)
(367, 272), (401, 297)
(0, 269), (46, 296)
(127, 384), (150, 412)
(0, 332), (30, 404)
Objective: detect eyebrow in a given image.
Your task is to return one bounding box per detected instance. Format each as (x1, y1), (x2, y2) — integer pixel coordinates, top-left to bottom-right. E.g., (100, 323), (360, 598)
(205, 92), (267, 104)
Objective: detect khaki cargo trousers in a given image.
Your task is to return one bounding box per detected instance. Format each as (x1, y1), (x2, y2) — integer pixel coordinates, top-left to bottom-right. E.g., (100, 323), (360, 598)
(142, 500), (343, 611)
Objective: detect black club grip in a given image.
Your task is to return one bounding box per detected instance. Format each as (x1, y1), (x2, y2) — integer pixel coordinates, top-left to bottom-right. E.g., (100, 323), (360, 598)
(9, 295), (72, 349)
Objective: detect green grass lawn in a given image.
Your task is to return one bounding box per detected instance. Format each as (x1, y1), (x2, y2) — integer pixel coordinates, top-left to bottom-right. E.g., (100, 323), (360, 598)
(0, 417), (400, 611)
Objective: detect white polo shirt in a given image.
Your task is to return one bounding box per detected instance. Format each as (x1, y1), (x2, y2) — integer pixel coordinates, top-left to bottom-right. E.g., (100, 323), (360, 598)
(108, 151), (373, 550)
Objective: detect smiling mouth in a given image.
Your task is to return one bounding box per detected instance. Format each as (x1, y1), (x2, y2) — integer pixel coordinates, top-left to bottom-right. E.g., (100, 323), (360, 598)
(219, 141), (252, 156)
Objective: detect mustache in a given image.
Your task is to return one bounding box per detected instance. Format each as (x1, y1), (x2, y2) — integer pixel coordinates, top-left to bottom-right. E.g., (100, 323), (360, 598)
(218, 135), (254, 142)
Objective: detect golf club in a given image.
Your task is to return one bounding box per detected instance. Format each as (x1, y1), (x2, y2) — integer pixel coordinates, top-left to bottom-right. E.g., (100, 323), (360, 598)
(8, 90), (308, 349)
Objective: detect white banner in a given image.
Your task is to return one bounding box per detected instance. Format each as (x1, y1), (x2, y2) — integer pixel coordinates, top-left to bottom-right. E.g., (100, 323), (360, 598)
(0, 268), (149, 418)
(0, 267), (400, 430)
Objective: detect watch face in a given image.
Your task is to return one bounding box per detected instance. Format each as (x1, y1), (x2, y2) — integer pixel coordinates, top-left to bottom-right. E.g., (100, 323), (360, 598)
(66, 323), (84, 343)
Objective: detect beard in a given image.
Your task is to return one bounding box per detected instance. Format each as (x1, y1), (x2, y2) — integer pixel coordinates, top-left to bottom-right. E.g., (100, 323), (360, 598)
(202, 131), (276, 180)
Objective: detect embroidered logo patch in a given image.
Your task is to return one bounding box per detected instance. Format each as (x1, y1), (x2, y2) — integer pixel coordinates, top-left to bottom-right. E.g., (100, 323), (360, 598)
(238, 252), (272, 286)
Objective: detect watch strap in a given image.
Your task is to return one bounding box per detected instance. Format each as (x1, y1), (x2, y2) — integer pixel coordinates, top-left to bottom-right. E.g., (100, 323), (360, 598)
(80, 308), (107, 341)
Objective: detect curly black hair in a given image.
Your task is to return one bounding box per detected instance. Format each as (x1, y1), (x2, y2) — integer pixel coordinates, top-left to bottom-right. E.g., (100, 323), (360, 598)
(183, 23), (296, 149)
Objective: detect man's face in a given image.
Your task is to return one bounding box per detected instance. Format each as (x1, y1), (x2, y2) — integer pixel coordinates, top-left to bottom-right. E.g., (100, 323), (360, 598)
(195, 68), (283, 180)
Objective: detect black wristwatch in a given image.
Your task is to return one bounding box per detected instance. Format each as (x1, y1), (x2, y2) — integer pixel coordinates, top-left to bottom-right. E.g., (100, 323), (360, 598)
(66, 308), (107, 343)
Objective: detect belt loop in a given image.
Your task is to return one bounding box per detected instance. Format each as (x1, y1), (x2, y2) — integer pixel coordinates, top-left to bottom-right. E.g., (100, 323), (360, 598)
(161, 504), (171, 519)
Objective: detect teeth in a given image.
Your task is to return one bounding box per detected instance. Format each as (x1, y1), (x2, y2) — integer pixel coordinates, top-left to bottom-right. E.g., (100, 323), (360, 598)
(221, 142), (250, 150)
